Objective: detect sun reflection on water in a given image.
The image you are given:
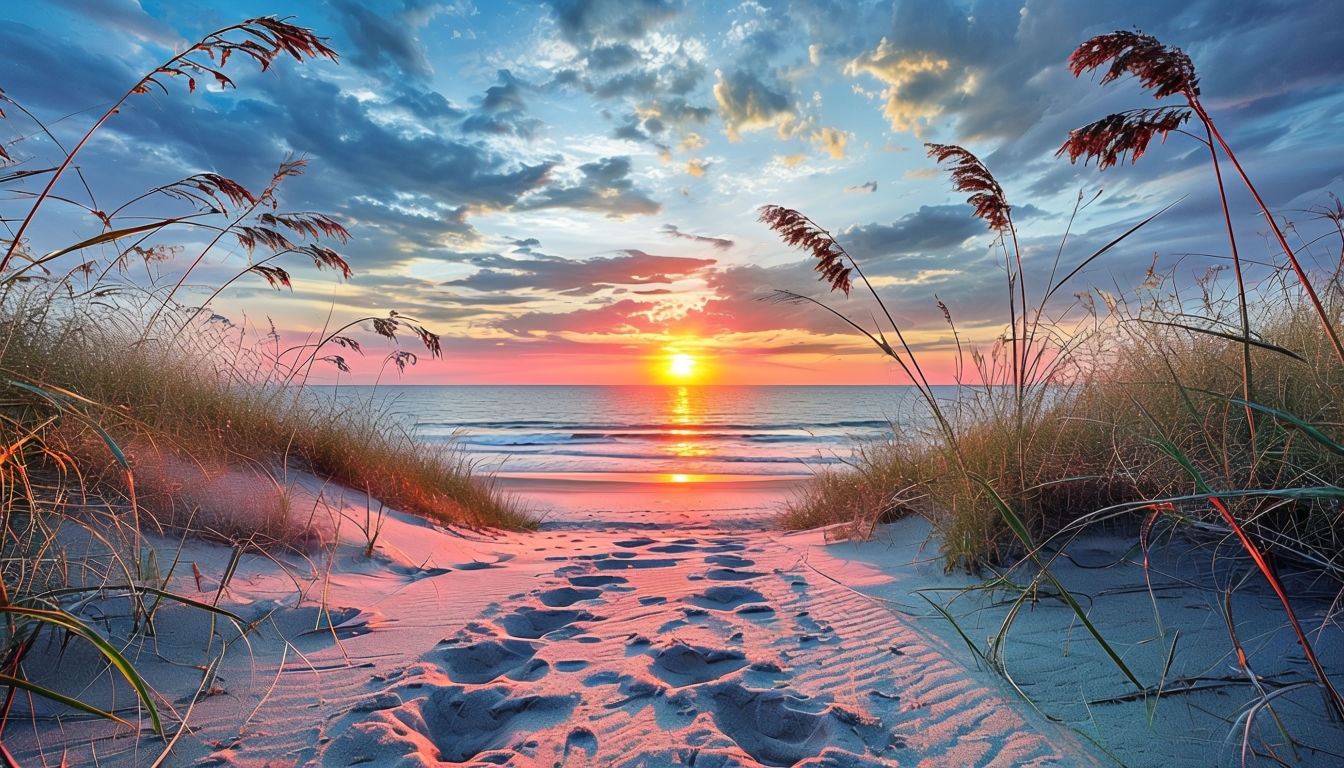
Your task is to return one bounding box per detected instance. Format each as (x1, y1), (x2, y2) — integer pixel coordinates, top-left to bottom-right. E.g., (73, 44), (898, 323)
(663, 386), (709, 479)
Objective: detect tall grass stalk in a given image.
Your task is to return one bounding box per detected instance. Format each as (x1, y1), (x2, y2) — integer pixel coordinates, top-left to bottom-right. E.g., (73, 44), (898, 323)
(0, 15), (530, 749)
(763, 143), (1158, 571)
(770, 29), (1344, 753)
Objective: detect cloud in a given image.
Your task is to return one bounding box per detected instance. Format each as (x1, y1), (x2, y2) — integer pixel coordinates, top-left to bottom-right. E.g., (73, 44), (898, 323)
(548, 0), (683, 47)
(444, 249), (714, 294)
(462, 70), (543, 137)
(846, 181), (877, 194)
(845, 42), (957, 137)
(812, 126), (847, 159)
(332, 0), (435, 78)
(44, 0), (179, 46)
(713, 69), (798, 140)
(660, 224), (734, 250)
(839, 205), (984, 258)
(517, 156), (662, 218)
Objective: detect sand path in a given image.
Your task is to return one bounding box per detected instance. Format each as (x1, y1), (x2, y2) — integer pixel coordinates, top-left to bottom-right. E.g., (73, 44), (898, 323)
(2, 476), (1108, 768)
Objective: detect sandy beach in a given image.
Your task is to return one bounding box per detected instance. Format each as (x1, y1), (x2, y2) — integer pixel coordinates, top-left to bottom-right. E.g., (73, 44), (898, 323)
(6, 474), (1341, 767)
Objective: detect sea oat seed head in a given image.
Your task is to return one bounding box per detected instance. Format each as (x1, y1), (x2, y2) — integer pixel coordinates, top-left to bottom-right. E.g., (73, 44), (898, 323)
(1057, 106), (1191, 168)
(1069, 31), (1200, 100)
(758, 204), (853, 295)
(925, 144), (1011, 232)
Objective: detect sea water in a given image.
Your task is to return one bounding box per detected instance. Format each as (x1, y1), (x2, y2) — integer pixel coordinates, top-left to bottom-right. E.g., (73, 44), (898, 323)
(318, 384), (950, 481)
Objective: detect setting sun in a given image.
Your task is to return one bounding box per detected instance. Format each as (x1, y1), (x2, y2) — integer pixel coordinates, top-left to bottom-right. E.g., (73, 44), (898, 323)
(669, 353), (696, 379)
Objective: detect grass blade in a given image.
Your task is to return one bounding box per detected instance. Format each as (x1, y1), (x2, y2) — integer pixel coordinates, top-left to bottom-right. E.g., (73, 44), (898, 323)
(0, 606), (164, 736)
(975, 476), (1145, 691)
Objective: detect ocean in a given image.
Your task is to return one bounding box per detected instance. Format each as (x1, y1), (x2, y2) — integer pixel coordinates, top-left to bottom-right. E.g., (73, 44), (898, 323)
(316, 384), (950, 517)
(321, 385), (948, 480)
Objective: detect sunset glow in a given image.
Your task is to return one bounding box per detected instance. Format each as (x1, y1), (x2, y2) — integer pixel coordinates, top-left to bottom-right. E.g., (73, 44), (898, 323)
(669, 354), (697, 379)
(2, 3), (1337, 386)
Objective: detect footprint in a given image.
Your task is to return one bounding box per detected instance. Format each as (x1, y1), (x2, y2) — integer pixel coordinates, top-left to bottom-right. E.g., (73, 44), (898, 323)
(537, 587), (603, 607)
(437, 639), (545, 684)
(705, 554), (755, 568)
(376, 687), (578, 763)
(650, 642), (748, 687)
(705, 682), (880, 767)
(687, 585), (768, 611)
(615, 537), (657, 548)
(564, 727), (598, 759)
(706, 568), (765, 582)
(649, 543), (699, 553)
(568, 575), (628, 588)
(701, 542), (747, 554)
(501, 607), (601, 639)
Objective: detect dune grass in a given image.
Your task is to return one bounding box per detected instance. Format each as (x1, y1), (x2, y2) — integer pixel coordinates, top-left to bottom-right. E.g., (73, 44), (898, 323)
(0, 15), (531, 751)
(767, 28), (1344, 749)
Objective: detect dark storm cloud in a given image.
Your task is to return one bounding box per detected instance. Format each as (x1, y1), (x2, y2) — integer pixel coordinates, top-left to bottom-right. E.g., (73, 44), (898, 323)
(660, 224), (734, 250)
(444, 249), (714, 294)
(517, 156), (661, 218)
(548, 0), (683, 47)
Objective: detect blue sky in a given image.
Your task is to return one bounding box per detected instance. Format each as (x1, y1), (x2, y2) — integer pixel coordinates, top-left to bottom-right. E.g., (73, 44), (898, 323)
(2, 0), (1341, 384)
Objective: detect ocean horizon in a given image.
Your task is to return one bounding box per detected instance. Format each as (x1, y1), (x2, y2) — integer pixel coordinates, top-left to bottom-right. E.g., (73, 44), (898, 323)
(317, 384), (953, 487)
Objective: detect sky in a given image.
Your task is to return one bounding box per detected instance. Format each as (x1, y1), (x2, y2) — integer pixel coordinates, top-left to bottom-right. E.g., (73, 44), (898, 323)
(1, 0), (1341, 385)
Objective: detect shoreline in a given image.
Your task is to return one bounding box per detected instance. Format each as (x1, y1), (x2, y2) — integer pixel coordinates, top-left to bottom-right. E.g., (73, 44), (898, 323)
(493, 472), (812, 527)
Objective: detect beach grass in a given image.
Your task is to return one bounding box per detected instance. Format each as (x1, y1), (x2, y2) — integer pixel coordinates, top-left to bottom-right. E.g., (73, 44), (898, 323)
(768, 28), (1344, 743)
(0, 15), (530, 746)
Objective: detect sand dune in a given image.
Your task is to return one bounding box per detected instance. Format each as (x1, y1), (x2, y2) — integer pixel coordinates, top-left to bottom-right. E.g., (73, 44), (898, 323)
(5, 476), (1340, 766)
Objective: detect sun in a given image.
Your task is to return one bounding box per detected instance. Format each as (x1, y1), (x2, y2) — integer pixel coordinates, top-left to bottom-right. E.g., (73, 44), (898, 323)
(668, 353), (696, 379)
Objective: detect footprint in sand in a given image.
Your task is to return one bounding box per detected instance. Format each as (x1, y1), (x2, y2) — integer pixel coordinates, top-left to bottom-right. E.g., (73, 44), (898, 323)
(686, 585), (773, 616)
(332, 686), (578, 764)
(705, 553), (755, 568)
(500, 607), (602, 639)
(649, 641), (749, 687)
(567, 574), (628, 588)
(437, 638), (547, 684)
(705, 567), (766, 581)
(704, 681), (884, 767)
(564, 727), (598, 760)
(537, 586), (604, 607)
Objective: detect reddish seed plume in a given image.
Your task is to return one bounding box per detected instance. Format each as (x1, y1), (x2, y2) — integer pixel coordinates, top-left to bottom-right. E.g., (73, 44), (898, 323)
(925, 143), (1012, 232)
(1069, 31), (1199, 100)
(758, 204), (852, 295)
(249, 264), (292, 290)
(1057, 106), (1191, 168)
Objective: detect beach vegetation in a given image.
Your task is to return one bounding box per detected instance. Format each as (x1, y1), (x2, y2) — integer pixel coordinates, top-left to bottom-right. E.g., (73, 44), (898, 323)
(0, 15), (529, 752)
(768, 28), (1344, 748)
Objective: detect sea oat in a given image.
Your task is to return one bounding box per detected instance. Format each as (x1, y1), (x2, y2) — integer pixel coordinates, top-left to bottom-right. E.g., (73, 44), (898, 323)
(924, 144), (1011, 232)
(758, 205), (852, 294)
(1058, 106), (1191, 168)
(1068, 30), (1199, 99)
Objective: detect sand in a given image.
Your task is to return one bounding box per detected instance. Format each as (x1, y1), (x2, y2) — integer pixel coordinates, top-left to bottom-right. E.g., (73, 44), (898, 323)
(5, 473), (1341, 767)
